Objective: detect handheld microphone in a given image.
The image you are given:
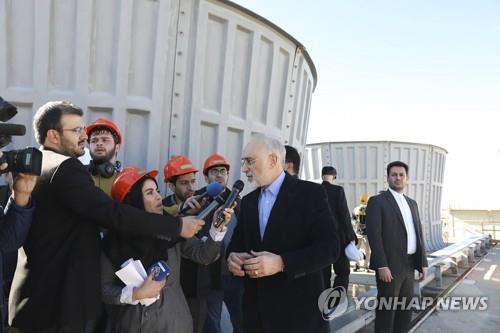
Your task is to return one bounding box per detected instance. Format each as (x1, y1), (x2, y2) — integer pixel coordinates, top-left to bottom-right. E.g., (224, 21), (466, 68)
(148, 260), (171, 281)
(0, 123), (26, 136)
(179, 182), (223, 215)
(213, 180), (244, 228)
(196, 194), (226, 220)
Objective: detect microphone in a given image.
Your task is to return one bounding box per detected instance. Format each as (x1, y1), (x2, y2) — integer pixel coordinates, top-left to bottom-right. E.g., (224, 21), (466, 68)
(213, 180), (244, 228)
(0, 123), (26, 136)
(179, 182), (223, 215)
(196, 194), (226, 220)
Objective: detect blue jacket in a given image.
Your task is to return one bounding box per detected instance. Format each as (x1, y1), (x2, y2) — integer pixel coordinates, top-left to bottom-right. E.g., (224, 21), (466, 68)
(0, 197), (34, 333)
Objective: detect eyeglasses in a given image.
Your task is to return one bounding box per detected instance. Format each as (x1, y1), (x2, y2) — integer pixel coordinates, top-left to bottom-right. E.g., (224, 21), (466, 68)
(208, 168), (228, 176)
(241, 157), (257, 167)
(61, 126), (86, 135)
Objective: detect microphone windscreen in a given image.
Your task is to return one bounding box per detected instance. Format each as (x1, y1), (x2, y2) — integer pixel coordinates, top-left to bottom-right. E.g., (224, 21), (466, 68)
(206, 182), (223, 198)
(233, 180), (244, 192)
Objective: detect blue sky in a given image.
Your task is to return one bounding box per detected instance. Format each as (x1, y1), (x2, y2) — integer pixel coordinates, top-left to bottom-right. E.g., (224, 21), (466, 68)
(236, 0), (500, 209)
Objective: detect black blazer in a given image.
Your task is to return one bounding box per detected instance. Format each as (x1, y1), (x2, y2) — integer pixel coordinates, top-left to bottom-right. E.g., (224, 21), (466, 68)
(366, 190), (428, 276)
(227, 174), (339, 333)
(180, 186), (241, 296)
(321, 181), (357, 247)
(9, 149), (182, 330)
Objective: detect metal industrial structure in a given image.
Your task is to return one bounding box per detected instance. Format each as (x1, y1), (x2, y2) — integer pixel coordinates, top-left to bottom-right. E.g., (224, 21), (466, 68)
(303, 141), (448, 251)
(0, 0), (316, 192)
(445, 209), (500, 242)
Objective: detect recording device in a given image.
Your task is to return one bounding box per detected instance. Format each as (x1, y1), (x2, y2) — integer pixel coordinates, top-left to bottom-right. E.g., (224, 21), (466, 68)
(148, 260), (171, 281)
(213, 180), (244, 228)
(0, 96), (43, 175)
(0, 147), (43, 175)
(179, 181), (223, 215)
(88, 160), (122, 178)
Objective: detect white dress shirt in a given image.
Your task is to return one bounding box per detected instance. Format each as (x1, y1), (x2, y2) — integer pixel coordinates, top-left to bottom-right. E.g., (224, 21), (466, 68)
(389, 188), (417, 255)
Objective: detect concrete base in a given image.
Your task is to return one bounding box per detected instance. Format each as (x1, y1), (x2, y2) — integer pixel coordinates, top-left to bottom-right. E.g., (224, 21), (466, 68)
(415, 245), (500, 333)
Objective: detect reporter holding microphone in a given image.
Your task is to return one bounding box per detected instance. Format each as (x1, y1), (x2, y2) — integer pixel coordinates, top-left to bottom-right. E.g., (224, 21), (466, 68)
(100, 166), (234, 332)
(8, 101), (205, 332)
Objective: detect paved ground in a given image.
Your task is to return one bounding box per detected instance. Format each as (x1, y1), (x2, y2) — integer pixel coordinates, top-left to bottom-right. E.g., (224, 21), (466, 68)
(221, 246), (500, 333)
(415, 244), (500, 333)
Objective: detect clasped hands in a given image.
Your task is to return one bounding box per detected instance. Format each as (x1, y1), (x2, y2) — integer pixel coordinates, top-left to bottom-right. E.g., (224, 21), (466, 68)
(228, 250), (284, 278)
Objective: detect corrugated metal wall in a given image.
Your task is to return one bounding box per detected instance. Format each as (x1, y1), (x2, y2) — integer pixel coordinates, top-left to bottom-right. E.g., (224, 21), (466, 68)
(303, 141), (448, 251)
(0, 0), (316, 194)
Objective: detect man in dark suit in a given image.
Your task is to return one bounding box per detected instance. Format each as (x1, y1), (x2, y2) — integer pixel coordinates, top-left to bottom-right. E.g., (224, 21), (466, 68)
(320, 166), (357, 291)
(284, 145), (300, 178)
(227, 135), (339, 333)
(8, 101), (205, 332)
(196, 154), (243, 333)
(366, 161), (428, 333)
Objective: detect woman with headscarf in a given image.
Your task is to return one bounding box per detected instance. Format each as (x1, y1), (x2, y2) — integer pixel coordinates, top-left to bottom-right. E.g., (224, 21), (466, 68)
(100, 167), (233, 332)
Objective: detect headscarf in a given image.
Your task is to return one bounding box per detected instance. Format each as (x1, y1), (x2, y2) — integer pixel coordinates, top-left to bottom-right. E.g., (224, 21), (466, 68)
(102, 176), (177, 272)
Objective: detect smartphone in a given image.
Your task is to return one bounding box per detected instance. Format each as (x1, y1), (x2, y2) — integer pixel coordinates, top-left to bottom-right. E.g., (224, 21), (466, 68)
(148, 260), (171, 281)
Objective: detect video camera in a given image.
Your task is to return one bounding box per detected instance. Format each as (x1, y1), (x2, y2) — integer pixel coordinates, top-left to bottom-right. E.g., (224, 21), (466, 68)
(0, 96), (42, 175)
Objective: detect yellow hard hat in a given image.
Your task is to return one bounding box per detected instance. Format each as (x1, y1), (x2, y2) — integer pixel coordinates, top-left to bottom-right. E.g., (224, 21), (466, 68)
(359, 193), (369, 205)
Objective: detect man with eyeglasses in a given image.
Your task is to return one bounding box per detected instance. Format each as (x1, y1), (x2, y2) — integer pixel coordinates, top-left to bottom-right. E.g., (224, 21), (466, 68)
(227, 134), (339, 333)
(8, 101), (205, 333)
(188, 154), (243, 333)
(86, 118), (123, 197)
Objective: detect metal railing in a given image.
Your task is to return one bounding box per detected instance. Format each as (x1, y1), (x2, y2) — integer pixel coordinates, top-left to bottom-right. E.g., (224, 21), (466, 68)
(332, 234), (492, 333)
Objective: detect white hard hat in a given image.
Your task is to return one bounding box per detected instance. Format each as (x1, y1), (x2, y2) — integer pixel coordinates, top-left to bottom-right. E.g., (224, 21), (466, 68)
(345, 242), (364, 262)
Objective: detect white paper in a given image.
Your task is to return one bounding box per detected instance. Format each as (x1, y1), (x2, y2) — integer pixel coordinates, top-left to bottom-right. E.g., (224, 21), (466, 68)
(115, 258), (160, 306)
(134, 260), (148, 280)
(120, 258), (134, 269)
(115, 260), (146, 287)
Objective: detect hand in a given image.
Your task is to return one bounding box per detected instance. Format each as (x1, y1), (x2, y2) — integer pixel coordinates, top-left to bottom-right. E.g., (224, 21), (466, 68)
(12, 172), (37, 207)
(179, 216), (205, 238)
(132, 274), (166, 301)
(180, 195), (207, 215)
(418, 267), (427, 282)
(228, 252), (254, 277)
(243, 250), (284, 278)
(212, 206), (234, 231)
(377, 267), (393, 283)
(0, 151), (7, 171)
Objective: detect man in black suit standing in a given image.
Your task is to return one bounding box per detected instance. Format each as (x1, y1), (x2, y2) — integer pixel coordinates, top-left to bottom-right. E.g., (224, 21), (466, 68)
(320, 166), (357, 291)
(284, 145), (300, 178)
(227, 135), (339, 333)
(8, 101), (205, 332)
(366, 161), (428, 333)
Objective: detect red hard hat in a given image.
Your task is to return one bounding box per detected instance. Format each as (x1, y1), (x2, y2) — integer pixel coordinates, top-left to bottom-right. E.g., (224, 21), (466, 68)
(203, 153), (230, 176)
(112, 166), (158, 203)
(164, 156), (198, 182)
(86, 118), (122, 144)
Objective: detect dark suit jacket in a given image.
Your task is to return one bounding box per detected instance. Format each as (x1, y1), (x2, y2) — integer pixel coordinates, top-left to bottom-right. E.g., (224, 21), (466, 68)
(9, 149), (182, 330)
(180, 186), (241, 297)
(227, 174), (339, 333)
(321, 181), (357, 247)
(366, 190), (428, 276)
